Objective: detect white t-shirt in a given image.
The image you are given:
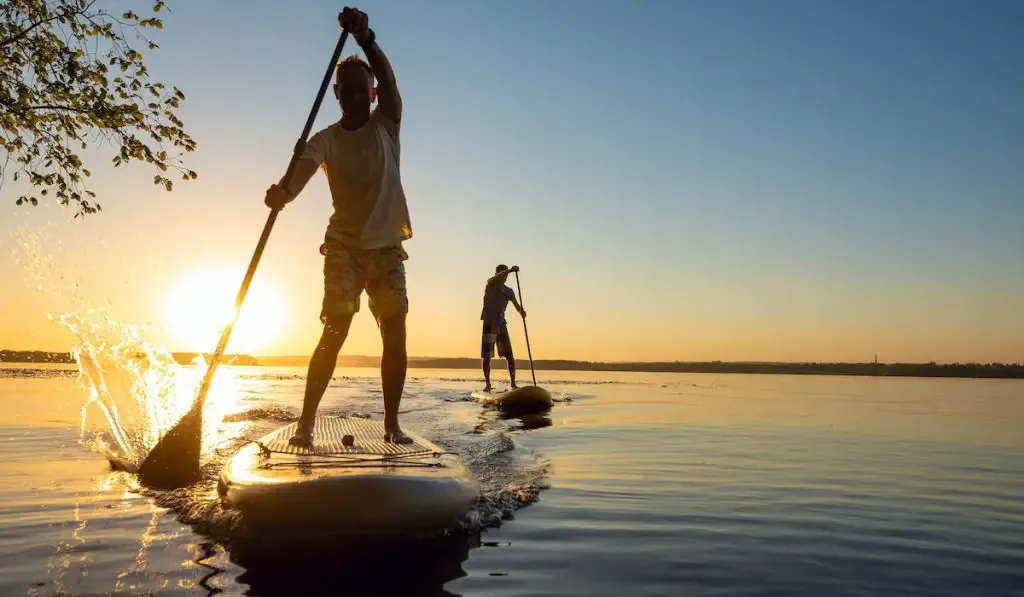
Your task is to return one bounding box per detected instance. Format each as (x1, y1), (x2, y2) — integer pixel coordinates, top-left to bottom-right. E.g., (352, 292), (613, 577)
(301, 109), (412, 249)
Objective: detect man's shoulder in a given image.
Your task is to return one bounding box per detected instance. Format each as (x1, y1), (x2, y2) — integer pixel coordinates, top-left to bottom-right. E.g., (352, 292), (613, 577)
(313, 120), (338, 134)
(372, 108), (400, 140)
(319, 121), (347, 137)
(307, 123), (339, 146)
(301, 123), (341, 164)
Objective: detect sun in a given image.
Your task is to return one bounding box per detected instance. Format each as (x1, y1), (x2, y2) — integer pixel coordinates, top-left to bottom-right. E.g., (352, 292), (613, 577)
(163, 267), (284, 354)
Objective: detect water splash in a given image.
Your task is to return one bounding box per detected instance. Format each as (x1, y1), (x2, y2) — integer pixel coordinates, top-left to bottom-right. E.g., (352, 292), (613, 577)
(10, 221), (240, 468)
(61, 310), (239, 466)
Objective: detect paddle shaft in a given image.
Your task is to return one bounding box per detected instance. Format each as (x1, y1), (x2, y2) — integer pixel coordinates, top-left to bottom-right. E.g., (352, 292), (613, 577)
(513, 270), (537, 386)
(188, 29), (351, 412)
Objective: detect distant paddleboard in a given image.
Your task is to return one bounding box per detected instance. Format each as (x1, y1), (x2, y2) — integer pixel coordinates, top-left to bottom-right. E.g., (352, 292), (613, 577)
(219, 416), (477, 534)
(471, 385), (553, 414)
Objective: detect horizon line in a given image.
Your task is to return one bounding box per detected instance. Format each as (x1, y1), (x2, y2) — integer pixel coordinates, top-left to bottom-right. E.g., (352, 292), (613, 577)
(0, 349), (1021, 367)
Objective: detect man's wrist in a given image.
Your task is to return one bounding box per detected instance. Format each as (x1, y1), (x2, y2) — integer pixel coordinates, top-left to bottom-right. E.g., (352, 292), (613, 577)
(355, 28), (376, 48)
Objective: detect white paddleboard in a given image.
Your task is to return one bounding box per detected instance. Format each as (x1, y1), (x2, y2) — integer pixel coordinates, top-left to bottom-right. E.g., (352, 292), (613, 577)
(218, 416), (477, 534)
(471, 385), (554, 413)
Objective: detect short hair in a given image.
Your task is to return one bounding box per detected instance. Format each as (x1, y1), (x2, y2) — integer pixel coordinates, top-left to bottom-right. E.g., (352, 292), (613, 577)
(336, 55), (373, 80)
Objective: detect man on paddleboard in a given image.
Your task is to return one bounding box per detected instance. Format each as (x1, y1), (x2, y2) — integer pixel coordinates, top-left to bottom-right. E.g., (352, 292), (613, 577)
(481, 264), (526, 392)
(265, 7), (413, 446)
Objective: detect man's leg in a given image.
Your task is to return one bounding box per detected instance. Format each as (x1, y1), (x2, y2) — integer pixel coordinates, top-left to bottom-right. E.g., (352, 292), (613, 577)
(292, 240), (363, 446)
(379, 313), (410, 442)
(481, 324), (496, 391)
(298, 316), (353, 427)
(499, 324), (517, 389)
(366, 245), (411, 443)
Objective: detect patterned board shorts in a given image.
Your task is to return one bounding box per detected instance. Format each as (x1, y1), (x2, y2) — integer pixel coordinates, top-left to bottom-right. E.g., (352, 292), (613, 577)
(320, 239), (408, 325)
(481, 323), (513, 360)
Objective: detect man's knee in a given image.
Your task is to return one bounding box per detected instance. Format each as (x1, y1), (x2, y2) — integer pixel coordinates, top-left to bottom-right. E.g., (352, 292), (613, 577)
(319, 315), (353, 351)
(379, 314), (407, 354)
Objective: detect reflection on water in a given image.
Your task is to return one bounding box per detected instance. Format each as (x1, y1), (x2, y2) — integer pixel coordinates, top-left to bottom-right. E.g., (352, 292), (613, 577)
(229, 532), (477, 597)
(191, 541), (228, 596)
(501, 412), (553, 431)
(2, 424), (242, 597)
(33, 501), (88, 597)
(114, 507), (163, 593)
(14, 446), (188, 595)
(474, 406), (553, 434)
(2, 367), (1023, 596)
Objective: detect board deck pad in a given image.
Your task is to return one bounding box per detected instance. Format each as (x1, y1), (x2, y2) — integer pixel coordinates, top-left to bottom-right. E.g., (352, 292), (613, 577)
(263, 416), (434, 457)
(219, 415), (478, 532)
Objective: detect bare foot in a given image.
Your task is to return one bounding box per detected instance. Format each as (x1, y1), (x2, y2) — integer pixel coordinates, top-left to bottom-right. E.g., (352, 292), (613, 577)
(510, 383), (518, 390)
(482, 385), (492, 392)
(384, 427), (414, 445)
(288, 419), (314, 448)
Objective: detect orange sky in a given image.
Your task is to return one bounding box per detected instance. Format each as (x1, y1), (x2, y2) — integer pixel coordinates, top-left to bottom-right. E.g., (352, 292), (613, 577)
(2, 2), (1023, 364)
(1, 197), (1021, 364)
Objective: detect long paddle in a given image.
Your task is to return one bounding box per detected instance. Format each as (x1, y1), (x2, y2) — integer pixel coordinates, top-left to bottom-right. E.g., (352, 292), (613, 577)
(137, 24), (351, 489)
(512, 269), (537, 386)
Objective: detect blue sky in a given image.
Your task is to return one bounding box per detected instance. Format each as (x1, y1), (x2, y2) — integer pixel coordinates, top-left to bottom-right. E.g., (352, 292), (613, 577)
(1, 0), (1022, 362)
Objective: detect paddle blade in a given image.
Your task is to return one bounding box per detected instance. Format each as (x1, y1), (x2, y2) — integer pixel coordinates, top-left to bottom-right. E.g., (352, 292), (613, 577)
(136, 406), (203, 489)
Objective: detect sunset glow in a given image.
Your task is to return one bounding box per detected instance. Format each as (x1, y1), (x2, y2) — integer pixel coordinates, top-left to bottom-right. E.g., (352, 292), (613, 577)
(162, 267), (283, 354)
(0, 1), (1021, 365)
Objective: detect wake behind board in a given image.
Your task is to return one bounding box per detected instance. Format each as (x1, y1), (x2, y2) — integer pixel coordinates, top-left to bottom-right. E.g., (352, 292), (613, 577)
(219, 416), (477, 534)
(471, 385), (553, 414)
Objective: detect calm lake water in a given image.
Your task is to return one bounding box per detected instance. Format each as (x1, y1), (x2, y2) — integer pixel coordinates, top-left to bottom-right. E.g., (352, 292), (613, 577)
(1, 364), (1022, 596)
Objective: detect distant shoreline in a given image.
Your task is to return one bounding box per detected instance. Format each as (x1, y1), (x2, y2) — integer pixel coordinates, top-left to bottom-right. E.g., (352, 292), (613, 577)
(2, 350), (1022, 379)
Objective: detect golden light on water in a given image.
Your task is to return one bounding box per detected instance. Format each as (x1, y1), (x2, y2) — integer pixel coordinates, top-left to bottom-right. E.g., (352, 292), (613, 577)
(162, 267), (284, 354)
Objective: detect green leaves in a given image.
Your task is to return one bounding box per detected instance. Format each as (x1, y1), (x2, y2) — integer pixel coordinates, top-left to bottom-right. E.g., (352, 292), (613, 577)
(1, 0), (197, 215)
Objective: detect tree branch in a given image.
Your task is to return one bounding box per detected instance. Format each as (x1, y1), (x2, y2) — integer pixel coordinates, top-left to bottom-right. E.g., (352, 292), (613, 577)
(3, 0), (195, 215)
(0, 14), (62, 49)
(24, 104), (95, 114)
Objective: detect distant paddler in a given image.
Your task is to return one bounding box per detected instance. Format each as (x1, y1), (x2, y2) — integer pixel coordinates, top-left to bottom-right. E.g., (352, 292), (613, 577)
(479, 264), (525, 392)
(474, 264), (553, 414)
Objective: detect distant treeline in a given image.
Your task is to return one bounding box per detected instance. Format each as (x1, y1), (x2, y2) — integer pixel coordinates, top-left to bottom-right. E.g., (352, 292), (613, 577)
(0, 350), (76, 364)
(0, 350), (258, 366)
(167, 352), (260, 366)
(2, 350), (1022, 379)
(261, 356), (1024, 379)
